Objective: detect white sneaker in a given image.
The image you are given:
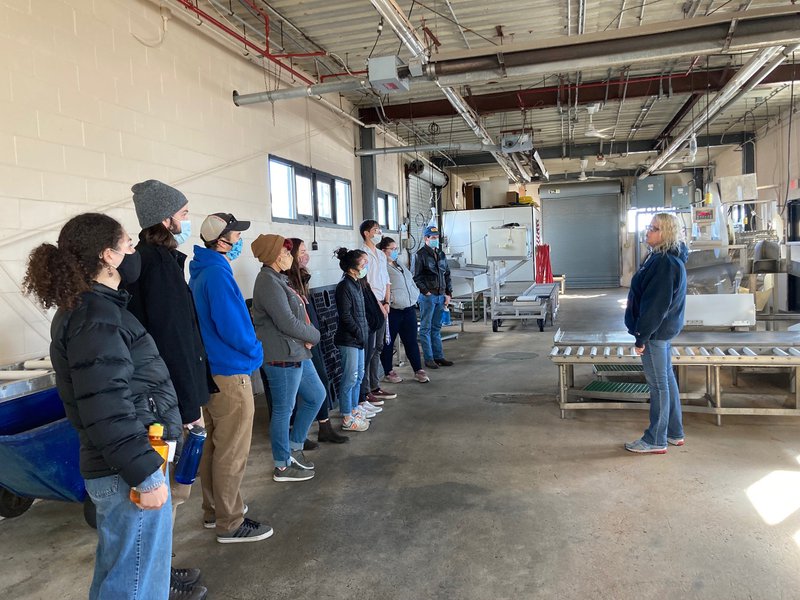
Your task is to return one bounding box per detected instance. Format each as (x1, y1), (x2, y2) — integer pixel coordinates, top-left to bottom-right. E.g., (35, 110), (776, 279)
(353, 406), (375, 420)
(360, 400), (383, 414)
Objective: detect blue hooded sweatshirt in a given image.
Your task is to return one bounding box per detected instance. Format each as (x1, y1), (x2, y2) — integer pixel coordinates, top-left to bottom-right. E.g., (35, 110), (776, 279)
(189, 245), (263, 376)
(624, 242), (689, 347)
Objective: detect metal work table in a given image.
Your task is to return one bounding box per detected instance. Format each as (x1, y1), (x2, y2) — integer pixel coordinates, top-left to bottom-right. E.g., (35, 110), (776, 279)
(550, 329), (800, 425)
(553, 329), (800, 349)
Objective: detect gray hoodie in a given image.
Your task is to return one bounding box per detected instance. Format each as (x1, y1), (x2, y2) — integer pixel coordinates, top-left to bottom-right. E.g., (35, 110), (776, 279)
(387, 261), (421, 310)
(252, 267), (320, 363)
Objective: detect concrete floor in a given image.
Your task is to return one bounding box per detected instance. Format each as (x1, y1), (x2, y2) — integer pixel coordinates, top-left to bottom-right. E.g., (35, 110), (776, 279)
(3, 289), (800, 599)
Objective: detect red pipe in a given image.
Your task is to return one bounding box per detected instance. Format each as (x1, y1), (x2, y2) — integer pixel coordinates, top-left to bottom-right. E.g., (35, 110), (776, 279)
(174, 0), (316, 85)
(320, 69), (369, 82)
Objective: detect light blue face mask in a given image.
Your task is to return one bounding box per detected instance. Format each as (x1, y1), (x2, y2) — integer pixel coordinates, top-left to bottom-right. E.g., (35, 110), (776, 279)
(390, 249), (400, 261)
(429, 239), (440, 249)
(358, 265), (368, 279)
(227, 238), (243, 261)
(172, 220), (192, 246)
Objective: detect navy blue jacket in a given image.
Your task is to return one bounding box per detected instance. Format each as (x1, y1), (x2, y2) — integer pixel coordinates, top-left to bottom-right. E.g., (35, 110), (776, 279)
(625, 243), (688, 347)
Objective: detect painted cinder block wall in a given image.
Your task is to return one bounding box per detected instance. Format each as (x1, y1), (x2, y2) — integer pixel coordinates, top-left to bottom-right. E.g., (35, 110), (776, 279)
(0, 0), (405, 364)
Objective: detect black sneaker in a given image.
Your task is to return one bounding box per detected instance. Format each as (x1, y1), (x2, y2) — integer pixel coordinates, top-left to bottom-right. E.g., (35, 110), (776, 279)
(434, 358), (454, 367)
(273, 465), (315, 482)
(291, 450), (315, 470)
(424, 359), (439, 369)
(203, 503), (248, 529)
(216, 518), (274, 544)
(171, 567), (201, 587)
(169, 580), (208, 600)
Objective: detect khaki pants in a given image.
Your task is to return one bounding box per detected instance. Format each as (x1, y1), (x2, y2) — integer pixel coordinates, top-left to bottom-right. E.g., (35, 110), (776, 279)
(199, 374), (255, 533)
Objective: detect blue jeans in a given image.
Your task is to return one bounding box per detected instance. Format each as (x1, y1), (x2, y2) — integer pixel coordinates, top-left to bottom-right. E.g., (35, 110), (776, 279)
(264, 360), (326, 467)
(381, 306), (423, 373)
(418, 293), (445, 361)
(337, 345), (365, 415)
(85, 472), (172, 600)
(641, 339), (684, 447)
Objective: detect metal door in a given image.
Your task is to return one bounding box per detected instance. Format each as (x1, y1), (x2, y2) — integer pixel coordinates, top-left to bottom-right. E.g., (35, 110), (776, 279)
(541, 193), (620, 288)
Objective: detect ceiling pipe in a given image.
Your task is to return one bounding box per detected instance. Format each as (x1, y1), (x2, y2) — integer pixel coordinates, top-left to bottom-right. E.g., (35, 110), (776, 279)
(640, 44), (794, 179)
(424, 7), (800, 86)
(233, 79), (369, 105)
(368, 0), (523, 183)
(356, 142), (498, 156)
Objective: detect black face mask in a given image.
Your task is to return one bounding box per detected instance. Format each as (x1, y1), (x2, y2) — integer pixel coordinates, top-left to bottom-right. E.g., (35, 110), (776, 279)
(114, 251), (142, 286)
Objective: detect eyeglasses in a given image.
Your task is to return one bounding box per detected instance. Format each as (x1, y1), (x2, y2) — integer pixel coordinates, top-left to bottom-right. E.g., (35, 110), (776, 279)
(646, 225), (660, 232)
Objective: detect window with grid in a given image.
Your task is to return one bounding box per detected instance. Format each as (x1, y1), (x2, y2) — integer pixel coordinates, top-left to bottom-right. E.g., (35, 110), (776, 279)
(268, 156), (352, 226)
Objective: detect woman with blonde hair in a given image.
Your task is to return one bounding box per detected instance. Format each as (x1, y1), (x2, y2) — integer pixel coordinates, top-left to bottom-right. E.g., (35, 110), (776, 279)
(624, 212), (688, 454)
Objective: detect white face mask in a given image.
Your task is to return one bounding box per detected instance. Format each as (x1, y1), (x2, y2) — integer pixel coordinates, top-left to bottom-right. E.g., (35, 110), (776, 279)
(370, 233), (382, 244)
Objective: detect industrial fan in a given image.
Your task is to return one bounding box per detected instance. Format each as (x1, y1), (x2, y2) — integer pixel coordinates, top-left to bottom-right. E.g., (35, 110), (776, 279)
(584, 103), (613, 139)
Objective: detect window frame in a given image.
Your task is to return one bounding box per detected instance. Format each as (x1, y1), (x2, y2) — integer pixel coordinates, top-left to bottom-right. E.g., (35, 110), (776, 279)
(376, 189), (400, 233)
(268, 155), (353, 228)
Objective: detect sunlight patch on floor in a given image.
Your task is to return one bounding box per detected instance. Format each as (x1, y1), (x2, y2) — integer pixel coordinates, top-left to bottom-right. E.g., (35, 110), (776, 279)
(746, 470), (800, 526)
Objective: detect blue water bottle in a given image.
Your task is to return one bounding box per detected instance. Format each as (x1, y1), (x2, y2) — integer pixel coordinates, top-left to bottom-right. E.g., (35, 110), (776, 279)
(441, 306), (452, 326)
(174, 425), (207, 485)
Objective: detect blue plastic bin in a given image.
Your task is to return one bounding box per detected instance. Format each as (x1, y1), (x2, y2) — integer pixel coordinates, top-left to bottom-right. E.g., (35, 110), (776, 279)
(0, 373), (87, 520)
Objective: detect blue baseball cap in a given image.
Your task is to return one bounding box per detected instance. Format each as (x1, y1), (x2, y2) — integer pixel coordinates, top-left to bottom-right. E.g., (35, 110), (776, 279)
(424, 225), (439, 237)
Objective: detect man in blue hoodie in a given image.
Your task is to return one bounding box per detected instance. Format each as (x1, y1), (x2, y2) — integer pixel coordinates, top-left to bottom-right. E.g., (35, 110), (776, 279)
(189, 213), (272, 544)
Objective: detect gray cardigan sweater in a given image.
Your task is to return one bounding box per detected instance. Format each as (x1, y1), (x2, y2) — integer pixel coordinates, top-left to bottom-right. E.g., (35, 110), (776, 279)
(252, 267), (320, 363)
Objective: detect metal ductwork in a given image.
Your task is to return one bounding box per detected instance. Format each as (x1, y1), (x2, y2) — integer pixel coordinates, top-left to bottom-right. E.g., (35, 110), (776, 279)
(408, 160), (448, 187)
(356, 142), (498, 156)
(641, 43), (798, 179)
(233, 79), (369, 106)
(422, 7), (800, 86)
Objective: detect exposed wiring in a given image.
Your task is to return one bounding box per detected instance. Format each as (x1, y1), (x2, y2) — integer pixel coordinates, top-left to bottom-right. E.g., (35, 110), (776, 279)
(328, 52), (355, 76)
(132, 8), (170, 48)
(368, 18), (383, 59)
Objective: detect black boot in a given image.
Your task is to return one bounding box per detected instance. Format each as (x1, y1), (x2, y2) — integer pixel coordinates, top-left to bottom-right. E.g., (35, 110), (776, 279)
(318, 420), (349, 443)
(303, 438), (320, 451)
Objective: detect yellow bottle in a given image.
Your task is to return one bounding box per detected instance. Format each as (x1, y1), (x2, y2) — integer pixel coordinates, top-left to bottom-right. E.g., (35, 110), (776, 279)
(129, 423), (169, 504)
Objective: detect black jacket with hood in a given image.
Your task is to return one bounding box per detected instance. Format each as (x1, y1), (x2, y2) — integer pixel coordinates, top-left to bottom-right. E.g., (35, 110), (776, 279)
(50, 284), (182, 487)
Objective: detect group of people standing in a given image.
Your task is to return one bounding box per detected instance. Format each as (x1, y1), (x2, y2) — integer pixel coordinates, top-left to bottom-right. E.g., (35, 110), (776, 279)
(22, 180), (458, 600)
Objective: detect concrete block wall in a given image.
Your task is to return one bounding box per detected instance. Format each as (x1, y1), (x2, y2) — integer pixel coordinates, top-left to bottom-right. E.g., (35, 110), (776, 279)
(0, 0), (404, 364)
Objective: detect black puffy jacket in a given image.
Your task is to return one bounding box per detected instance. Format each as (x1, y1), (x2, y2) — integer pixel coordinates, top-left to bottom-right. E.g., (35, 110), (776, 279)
(334, 275), (369, 349)
(50, 284), (181, 487)
(126, 242), (217, 424)
(413, 245), (453, 296)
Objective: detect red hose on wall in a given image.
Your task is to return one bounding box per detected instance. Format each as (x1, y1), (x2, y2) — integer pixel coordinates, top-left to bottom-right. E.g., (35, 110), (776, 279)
(535, 244), (553, 284)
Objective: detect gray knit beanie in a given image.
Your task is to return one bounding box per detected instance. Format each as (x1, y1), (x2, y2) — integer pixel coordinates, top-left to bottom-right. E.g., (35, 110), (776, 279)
(131, 180), (188, 228)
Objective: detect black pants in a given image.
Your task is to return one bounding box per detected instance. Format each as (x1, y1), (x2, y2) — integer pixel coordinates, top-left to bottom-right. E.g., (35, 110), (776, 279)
(359, 318), (386, 397)
(380, 306), (423, 373)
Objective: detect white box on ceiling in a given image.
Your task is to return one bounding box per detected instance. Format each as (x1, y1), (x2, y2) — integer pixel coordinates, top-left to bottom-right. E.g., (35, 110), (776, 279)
(487, 226), (532, 260)
(368, 56), (410, 93)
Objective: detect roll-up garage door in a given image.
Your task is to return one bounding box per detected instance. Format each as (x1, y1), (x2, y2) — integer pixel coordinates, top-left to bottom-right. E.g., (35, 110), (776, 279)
(408, 175), (433, 252)
(540, 181), (621, 288)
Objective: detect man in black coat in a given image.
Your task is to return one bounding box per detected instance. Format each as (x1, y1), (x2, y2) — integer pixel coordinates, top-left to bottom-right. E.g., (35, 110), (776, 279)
(127, 179), (214, 600)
